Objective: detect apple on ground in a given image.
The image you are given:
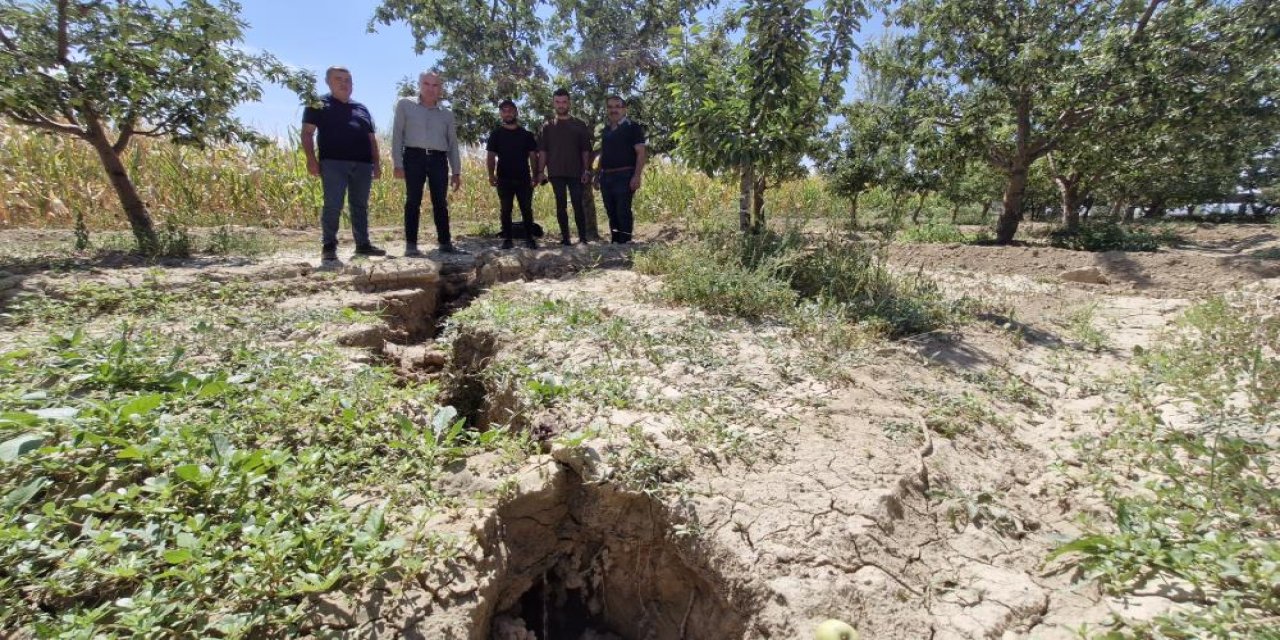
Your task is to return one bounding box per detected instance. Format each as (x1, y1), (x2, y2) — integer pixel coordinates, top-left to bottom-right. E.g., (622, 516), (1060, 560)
(814, 618), (859, 640)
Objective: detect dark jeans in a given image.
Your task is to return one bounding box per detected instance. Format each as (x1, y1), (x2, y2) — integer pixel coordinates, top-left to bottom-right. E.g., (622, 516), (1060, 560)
(549, 177), (587, 241)
(601, 171), (635, 243)
(497, 181), (534, 239)
(402, 148), (451, 246)
(319, 159), (373, 249)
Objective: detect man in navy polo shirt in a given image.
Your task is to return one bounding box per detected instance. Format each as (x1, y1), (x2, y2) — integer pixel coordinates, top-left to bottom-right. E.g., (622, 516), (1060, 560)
(302, 66), (386, 262)
(596, 95), (647, 244)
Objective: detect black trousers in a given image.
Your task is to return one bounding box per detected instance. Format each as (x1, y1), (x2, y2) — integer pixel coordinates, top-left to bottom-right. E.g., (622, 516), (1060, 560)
(402, 148), (451, 245)
(601, 171), (635, 243)
(549, 177), (587, 241)
(497, 181), (534, 239)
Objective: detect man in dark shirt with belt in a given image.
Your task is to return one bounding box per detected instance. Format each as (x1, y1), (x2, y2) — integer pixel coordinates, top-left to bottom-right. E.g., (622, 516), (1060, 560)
(486, 100), (540, 250)
(301, 66), (386, 262)
(597, 95), (647, 244)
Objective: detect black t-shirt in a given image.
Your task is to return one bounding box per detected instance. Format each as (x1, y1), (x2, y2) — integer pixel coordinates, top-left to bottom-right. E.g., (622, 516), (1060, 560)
(485, 125), (538, 183)
(598, 119), (646, 170)
(302, 95), (376, 163)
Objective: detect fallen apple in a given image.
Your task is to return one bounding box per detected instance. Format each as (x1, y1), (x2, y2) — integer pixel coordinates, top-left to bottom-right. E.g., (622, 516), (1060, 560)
(814, 618), (859, 640)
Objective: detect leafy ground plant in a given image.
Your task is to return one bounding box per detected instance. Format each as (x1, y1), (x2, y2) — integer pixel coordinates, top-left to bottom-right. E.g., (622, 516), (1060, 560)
(1052, 295), (1279, 639)
(0, 283), (516, 636)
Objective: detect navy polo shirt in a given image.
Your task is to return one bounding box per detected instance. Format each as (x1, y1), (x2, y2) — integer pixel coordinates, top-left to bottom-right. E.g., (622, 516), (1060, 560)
(302, 94), (376, 163)
(598, 119), (646, 170)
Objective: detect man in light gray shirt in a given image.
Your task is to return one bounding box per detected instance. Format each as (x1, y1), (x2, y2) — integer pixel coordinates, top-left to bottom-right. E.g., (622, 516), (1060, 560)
(392, 71), (464, 255)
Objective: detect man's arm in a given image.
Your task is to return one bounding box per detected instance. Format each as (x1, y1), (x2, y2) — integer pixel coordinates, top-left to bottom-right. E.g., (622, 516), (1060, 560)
(447, 113), (462, 190)
(391, 100), (406, 179)
(630, 143), (647, 191)
(528, 150), (540, 187)
(369, 133), (382, 180)
(579, 123), (592, 184)
(301, 123), (320, 177)
(486, 151), (498, 186)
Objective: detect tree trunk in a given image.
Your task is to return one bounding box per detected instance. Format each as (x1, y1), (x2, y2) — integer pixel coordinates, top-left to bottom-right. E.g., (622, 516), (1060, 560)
(950, 202), (960, 223)
(87, 129), (156, 253)
(849, 192), (859, 228)
(1081, 197), (1094, 221)
(751, 176), (767, 233)
(1145, 197), (1165, 219)
(739, 165), (753, 233)
(1056, 175), (1081, 233)
(583, 184), (602, 240)
(1108, 200), (1125, 220)
(1123, 205), (1137, 223)
(912, 191), (927, 223)
(979, 201), (992, 223)
(995, 165), (1028, 245)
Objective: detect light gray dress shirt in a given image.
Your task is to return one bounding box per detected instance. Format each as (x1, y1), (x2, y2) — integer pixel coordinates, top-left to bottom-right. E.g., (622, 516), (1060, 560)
(391, 97), (461, 174)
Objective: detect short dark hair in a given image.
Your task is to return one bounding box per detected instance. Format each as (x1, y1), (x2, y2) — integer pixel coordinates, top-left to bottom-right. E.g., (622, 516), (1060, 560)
(325, 66), (351, 80)
(606, 94), (627, 107)
(553, 88), (570, 98)
(498, 99), (517, 110)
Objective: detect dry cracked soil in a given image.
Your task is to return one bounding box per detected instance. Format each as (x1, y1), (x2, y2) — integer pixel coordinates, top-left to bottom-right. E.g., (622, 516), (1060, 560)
(1, 222), (1277, 639)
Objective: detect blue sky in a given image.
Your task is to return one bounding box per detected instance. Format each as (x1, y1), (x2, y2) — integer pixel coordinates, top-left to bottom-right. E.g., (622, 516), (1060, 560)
(233, 1), (439, 137)
(232, 1), (890, 138)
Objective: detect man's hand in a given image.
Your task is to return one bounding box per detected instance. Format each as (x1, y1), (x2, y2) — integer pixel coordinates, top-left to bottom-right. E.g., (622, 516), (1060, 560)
(488, 174), (498, 187)
(629, 173), (642, 192)
(451, 174), (462, 191)
(372, 164), (382, 180)
(580, 169), (591, 185)
(306, 158), (320, 177)
(394, 168), (405, 179)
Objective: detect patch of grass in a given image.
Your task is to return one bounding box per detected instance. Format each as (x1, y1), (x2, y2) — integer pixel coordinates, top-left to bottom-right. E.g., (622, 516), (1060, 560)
(1048, 220), (1183, 252)
(637, 229), (969, 338)
(898, 222), (991, 245)
(5, 277), (284, 327)
(1053, 296), (1279, 638)
(1064, 303), (1110, 352)
(920, 391), (1010, 439)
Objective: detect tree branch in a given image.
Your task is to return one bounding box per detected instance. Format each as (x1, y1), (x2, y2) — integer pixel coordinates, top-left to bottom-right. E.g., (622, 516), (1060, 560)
(9, 110), (86, 137)
(113, 126), (135, 154)
(55, 0), (70, 64)
(0, 27), (16, 52)
(1133, 0), (1164, 40)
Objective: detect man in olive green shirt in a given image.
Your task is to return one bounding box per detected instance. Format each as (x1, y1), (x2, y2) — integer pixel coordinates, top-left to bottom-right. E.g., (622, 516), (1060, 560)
(538, 88), (592, 245)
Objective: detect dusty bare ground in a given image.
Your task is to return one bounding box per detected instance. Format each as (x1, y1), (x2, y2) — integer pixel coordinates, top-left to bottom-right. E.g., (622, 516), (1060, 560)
(1, 222), (1277, 639)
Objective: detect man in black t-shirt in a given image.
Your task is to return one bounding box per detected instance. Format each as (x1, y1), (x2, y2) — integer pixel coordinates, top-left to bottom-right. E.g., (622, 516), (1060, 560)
(596, 95), (647, 244)
(486, 100), (541, 249)
(301, 66), (386, 262)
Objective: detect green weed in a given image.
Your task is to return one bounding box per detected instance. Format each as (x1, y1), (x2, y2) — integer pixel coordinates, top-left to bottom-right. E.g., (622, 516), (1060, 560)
(1053, 296), (1279, 638)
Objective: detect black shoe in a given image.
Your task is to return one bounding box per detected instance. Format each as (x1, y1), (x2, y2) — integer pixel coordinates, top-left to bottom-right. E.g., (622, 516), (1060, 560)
(354, 244), (387, 257)
(321, 246), (338, 262)
(501, 239), (514, 250)
(525, 238), (538, 249)
(439, 243), (468, 255)
(560, 237), (572, 246)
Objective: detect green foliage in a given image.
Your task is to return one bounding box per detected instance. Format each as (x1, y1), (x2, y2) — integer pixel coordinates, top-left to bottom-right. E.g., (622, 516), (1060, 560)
(898, 222), (990, 245)
(661, 0), (866, 231)
(371, 0), (708, 142)
(887, 0), (1280, 243)
(1054, 297), (1280, 638)
(636, 229), (967, 337)
(1048, 220), (1182, 252)
(0, 278), (519, 636)
(0, 0), (314, 252)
